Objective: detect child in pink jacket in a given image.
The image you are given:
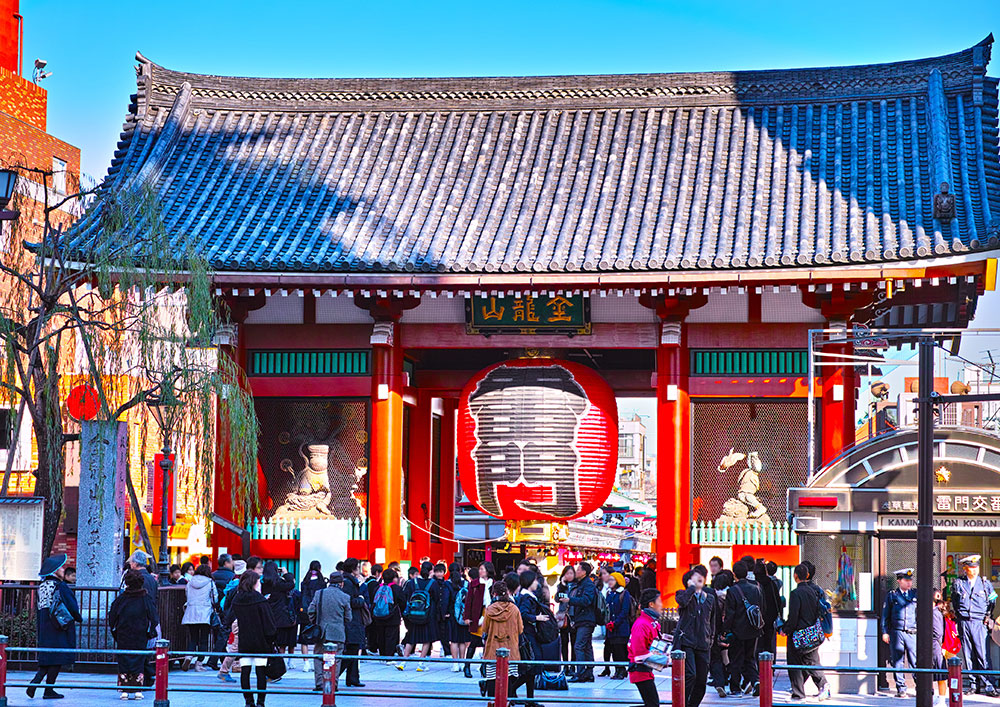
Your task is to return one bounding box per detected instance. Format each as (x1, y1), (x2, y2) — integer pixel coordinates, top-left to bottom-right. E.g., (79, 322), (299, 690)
(628, 589), (665, 707)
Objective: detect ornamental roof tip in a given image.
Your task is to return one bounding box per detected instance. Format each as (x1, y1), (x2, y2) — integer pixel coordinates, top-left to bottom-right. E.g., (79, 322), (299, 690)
(63, 38), (1000, 276)
(130, 35), (995, 110)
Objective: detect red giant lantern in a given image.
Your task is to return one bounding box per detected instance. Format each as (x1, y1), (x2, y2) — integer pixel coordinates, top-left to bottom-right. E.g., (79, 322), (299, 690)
(458, 358), (618, 522)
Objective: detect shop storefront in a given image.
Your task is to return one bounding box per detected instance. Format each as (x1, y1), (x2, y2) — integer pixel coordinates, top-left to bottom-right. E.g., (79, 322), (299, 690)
(788, 427), (1000, 692)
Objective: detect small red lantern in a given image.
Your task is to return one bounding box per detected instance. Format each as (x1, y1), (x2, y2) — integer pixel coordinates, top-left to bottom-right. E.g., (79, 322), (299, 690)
(66, 384), (100, 421)
(458, 358), (618, 522)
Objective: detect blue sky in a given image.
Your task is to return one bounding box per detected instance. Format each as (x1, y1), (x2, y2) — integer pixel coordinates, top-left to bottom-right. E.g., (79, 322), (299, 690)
(20, 0), (1000, 397)
(26, 0), (1000, 179)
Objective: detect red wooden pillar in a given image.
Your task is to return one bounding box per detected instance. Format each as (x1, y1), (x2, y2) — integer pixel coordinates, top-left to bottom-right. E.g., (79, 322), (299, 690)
(369, 319), (405, 564)
(407, 390), (434, 563)
(212, 294), (264, 556)
(438, 397), (459, 561)
(656, 317), (692, 597)
(820, 320), (850, 465)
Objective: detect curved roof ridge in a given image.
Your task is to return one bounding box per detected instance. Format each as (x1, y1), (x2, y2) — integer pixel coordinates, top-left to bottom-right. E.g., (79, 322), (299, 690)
(132, 36), (993, 112)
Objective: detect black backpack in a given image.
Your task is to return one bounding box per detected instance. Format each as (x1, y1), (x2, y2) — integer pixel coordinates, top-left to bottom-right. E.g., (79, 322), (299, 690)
(535, 602), (559, 644)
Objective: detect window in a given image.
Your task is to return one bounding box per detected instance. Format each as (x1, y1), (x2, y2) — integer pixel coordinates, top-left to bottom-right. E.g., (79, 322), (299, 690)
(619, 434), (634, 458)
(52, 157), (67, 195)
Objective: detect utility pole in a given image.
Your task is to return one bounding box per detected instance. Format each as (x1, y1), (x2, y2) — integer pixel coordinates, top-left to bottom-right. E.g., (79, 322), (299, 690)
(915, 338), (935, 707)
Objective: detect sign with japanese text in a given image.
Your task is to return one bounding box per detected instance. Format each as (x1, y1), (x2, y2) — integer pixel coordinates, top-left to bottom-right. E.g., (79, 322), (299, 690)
(878, 515), (1000, 531)
(466, 294), (591, 335)
(879, 494), (1000, 514)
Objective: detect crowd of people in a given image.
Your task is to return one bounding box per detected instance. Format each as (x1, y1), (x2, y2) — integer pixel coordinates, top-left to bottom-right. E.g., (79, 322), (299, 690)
(28, 548), (992, 707)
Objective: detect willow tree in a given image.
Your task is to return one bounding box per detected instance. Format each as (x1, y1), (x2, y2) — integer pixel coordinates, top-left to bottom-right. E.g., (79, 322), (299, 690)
(0, 164), (258, 556)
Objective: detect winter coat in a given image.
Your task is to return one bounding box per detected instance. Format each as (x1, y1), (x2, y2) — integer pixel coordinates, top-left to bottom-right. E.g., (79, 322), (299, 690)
(482, 600), (522, 662)
(300, 574), (327, 615)
(436, 578), (455, 623)
(674, 587), (716, 651)
(627, 609), (661, 684)
(37, 579), (82, 667)
(515, 590), (540, 639)
(263, 572), (296, 629)
(231, 590), (277, 654)
(568, 575), (598, 627)
(758, 572), (782, 627)
(785, 581), (822, 634)
(109, 589), (158, 675)
(724, 578), (764, 640)
(212, 568), (235, 596)
(606, 587), (633, 644)
(639, 567), (657, 592)
(463, 578), (492, 631)
(341, 574), (367, 646)
(182, 574), (218, 625)
(308, 586), (352, 644)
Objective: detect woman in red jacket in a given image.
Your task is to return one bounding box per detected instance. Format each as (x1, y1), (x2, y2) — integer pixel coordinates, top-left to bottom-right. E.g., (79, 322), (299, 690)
(628, 588), (665, 707)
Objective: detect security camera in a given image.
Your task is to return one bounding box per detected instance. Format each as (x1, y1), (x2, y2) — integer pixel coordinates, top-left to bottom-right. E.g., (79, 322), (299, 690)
(33, 58), (46, 70)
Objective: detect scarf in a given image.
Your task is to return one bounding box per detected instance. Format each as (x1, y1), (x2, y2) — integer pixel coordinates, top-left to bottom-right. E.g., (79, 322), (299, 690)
(642, 607), (662, 622)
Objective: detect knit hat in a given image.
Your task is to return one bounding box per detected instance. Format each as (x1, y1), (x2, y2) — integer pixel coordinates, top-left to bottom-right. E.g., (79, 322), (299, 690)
(233, 560), (247, 576)
(611, 572), (626, 588)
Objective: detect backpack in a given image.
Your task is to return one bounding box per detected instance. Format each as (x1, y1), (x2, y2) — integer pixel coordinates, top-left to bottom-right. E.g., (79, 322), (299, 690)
(535, 602), (559, 645)
(404, 578), (433, 625)
(595, 588), (611, 625)
(373, 585), (394, 619)
(817, 590), (833, 635)
(454, 581), (468, 622)
(731, 584), (765, 632)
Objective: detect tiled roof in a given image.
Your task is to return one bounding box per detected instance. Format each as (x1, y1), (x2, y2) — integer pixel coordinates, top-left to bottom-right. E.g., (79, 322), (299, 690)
(68, 38), (1000, 274)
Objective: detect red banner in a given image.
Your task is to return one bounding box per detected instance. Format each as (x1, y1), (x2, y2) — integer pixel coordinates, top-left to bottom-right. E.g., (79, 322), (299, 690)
(151, 453), (176, 526)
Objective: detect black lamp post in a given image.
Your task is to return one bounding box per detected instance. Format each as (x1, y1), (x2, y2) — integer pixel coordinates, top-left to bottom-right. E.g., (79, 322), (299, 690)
(146, 378), (183, 585)
(0, 169), (18, 220)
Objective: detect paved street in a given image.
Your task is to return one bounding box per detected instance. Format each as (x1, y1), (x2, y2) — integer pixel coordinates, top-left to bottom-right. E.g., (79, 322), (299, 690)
(5, 645), (999, 707)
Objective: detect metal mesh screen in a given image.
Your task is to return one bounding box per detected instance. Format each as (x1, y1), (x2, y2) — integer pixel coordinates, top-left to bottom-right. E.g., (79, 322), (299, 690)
(882, 538), (945, 592)
(255, 398), (370, 520)
(801, 534), (871, 611)
(692, 401), (808, 524)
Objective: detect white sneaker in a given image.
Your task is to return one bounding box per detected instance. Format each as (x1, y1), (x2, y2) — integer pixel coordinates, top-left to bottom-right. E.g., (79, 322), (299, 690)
(416, 663), (428, 672)
(395, 662), (405, 671)
(133, 693), (143, 701)
(452, 663), (462, 672)
(301, 661), (311, 672)
(818, 686), (831, 702)
(120, 693), (129, 700)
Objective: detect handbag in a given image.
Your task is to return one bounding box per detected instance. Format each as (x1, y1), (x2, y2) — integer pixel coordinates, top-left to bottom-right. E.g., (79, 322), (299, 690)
(49, 587), (74, 631)
(791, 618), (825, 650)
(300, 590), (324, 645)
(534, 671), (568, 691)
(265, 655), (287, 681)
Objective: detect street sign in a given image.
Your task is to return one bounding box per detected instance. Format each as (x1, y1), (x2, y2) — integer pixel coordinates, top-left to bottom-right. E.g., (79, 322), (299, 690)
(466, 294), (591, 335)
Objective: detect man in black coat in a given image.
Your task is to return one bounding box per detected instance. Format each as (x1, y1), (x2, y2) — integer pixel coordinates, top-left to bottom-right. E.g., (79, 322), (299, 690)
(340, 558), (368, 687)
(784, 563), (830, 701)
(723, 560), (763, 697)
(561, 561), (598, 682)
(676, 567), (716, 707)
(756, 559), (782, 656)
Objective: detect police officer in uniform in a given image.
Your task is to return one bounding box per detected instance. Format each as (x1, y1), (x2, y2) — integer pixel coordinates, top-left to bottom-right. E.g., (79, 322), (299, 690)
(952, 554), (998, 695)
(881, 568), (917, 698)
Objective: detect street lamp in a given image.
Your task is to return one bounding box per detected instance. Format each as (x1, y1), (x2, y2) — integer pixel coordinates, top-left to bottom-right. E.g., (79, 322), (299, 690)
(145, 377), (183, 585)
(0, 169), (18, 220)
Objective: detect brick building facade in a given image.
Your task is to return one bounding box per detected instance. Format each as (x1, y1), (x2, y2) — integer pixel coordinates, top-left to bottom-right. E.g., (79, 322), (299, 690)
(0, 0), (81, 559)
